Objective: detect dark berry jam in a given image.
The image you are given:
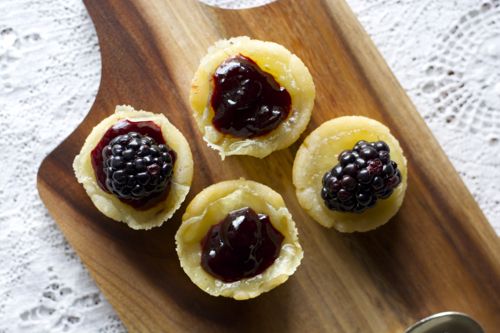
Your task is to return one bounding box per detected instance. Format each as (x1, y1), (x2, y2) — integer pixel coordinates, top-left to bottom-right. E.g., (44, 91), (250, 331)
(91, 120), (176, 210)
(201, 207), (284, 282)
(210, 54), (292, 138)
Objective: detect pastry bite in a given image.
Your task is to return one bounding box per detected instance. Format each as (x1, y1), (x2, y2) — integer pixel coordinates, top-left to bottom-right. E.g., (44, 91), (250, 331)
(190, 36), (315, 159)
(175, 179), (303, 300)
(73, 105), (193, 230)
(293, 116), (407, 232)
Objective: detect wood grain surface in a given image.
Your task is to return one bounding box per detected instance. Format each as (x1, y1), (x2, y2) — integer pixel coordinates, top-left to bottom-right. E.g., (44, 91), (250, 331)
(37, 0), (500, 332)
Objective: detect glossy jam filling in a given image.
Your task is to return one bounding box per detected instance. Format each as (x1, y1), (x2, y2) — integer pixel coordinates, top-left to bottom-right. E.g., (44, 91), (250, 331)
(210, 54), (292, 138)
(200, 207), (284, 282)
(90, 119), (175, 209)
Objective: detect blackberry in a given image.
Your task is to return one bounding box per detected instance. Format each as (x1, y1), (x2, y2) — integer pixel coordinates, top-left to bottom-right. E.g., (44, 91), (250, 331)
(321, 140), (402, 213)
(101, 132), (175, 200)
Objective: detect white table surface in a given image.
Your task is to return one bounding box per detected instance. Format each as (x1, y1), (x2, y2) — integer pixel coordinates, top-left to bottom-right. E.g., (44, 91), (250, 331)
(1, 0), (499, 332)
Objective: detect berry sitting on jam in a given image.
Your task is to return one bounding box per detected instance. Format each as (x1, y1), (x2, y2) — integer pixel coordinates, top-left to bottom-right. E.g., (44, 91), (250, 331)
(321, 140), (402, 213)
(210, 54), (291, 138)
(200, 207), (284, 282)
(91, 120), (176, 209)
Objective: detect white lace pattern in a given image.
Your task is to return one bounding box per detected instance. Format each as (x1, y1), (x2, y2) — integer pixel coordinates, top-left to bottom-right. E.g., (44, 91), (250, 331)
(0, 0), (498, 332)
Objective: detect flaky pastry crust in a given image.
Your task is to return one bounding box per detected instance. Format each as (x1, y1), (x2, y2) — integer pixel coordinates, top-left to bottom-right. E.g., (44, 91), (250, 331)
(73, 105), (193, 230)
(175, 179), (303, 300)
(293, 116), (407, 232)
(190, 36), (315, 159)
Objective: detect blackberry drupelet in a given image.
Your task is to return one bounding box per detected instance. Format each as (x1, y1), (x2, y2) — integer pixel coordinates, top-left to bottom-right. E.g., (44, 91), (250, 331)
(321, 140), (402, 213)
(101, 132), (175, 200)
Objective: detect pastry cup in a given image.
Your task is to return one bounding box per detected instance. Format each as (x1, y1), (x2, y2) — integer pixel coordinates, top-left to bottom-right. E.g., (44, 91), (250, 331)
(175, 179), (303, 300)
(190, 36), (315, 159)
(73, 105), (193, 230)
(293, 116), (408, 232)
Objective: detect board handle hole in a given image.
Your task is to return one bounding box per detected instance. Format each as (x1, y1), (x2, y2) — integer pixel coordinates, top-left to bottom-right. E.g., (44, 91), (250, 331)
(197, 0), (277, 10)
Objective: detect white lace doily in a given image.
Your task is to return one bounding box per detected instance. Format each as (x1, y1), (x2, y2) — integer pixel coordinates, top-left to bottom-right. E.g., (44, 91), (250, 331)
(1, 0), (498, 332)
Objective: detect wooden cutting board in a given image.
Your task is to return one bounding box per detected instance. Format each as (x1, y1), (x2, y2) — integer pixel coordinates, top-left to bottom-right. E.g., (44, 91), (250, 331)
(37, 0), (500, 332)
